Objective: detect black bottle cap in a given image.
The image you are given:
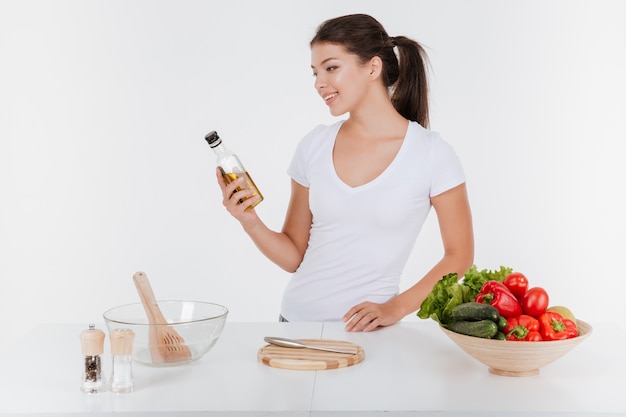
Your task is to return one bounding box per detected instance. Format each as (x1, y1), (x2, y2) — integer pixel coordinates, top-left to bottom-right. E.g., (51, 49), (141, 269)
(204, 131), (221, 147)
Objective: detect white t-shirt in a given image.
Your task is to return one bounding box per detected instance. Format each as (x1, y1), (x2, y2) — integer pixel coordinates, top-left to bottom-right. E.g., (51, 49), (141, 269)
(281, 120), (465, 322)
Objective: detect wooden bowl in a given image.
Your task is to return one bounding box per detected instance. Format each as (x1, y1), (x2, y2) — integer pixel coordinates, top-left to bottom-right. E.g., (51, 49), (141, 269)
(440, 320), (592, 376)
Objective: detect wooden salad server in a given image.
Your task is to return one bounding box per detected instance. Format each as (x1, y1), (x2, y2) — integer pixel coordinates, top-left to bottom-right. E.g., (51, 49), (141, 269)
(132, 271), (192, 364)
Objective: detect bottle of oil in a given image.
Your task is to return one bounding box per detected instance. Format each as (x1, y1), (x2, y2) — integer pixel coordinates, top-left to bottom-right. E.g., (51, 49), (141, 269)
(204, 131), (263, 208)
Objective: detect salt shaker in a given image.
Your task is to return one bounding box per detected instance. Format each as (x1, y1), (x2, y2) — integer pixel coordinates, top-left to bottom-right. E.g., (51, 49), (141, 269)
(79, 324), (106, 393)
(109, 328), (135, 393)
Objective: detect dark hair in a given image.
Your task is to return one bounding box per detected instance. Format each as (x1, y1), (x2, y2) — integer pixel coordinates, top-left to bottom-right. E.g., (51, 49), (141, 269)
(311, 14), (430, 128)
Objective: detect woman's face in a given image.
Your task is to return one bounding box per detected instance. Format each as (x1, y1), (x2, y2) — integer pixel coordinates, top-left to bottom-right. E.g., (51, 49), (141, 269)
(311, 42), (371, 116)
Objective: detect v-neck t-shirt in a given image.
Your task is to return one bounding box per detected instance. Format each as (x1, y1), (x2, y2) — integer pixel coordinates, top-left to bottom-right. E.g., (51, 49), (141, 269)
(281, 120), (465, 322)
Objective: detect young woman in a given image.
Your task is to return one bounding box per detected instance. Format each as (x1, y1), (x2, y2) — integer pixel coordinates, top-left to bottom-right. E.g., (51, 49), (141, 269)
(216, 14), (474, 332)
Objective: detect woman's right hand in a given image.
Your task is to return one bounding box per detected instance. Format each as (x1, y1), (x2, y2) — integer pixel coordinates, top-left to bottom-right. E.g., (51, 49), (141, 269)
(215, 167), (261, 230)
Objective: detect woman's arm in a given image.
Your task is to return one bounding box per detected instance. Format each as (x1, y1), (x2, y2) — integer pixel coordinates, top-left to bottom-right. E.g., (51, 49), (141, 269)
(217, 168), (312, 272)
(343, 182), (474, 331)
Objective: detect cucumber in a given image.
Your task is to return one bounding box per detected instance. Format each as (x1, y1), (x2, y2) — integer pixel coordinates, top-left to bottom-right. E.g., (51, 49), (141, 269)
(451, 302), (499, 323)
(497, 316), (508, 331)
(450, 320), (499, 339)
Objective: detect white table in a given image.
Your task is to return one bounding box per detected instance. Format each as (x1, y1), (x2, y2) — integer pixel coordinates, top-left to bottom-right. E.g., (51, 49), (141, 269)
(0, 320), (623, 416)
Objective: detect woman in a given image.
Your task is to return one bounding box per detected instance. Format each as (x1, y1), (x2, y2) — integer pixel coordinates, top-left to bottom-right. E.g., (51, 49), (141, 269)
(216, 14), (474, 332)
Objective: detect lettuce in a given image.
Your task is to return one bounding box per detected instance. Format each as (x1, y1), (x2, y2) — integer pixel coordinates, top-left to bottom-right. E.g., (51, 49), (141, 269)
(417, 265), (515, 326)
(461, 265), (513, 300)
(417, 273), (470, 326)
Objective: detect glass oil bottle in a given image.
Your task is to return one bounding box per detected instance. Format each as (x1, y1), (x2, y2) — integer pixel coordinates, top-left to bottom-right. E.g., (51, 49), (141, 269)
(204, 130), (263, 208)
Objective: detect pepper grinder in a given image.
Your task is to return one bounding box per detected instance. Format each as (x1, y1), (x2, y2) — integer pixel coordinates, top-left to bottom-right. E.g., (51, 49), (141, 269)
(109, 328), (135, 393)
(79, 324), (106, 393)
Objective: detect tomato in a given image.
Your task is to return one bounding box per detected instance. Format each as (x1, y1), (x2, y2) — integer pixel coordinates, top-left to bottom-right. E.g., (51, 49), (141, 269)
(521, 287), (549, 317)
(503, 272), (529, 299)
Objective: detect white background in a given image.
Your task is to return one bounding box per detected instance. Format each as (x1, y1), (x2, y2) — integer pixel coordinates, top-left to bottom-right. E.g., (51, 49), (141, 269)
(1, 0), (624, 348)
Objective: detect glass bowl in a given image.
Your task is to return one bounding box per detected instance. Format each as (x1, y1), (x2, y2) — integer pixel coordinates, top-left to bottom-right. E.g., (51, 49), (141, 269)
(103, 301), (228, 366)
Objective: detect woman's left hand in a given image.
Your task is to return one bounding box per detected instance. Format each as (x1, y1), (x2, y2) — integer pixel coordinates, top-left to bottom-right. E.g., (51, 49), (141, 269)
(342, 301), (401, 332)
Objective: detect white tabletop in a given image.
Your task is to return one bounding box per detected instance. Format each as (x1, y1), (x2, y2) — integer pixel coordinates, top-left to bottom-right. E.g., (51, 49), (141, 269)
(0, 320), (624, 416)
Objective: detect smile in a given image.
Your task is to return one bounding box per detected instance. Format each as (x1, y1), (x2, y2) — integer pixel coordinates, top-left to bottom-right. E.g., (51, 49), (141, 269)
(324, 93), (338, 101)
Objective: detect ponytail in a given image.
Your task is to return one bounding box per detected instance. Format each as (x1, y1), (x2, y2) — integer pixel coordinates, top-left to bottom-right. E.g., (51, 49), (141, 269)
(391, 36), (430, 128)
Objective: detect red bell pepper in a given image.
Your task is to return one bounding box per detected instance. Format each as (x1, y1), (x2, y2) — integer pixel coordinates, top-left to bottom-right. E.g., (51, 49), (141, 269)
(475, 280), (522, 318)
(538, 311), (578, 340)
(505, 315), (542, 341)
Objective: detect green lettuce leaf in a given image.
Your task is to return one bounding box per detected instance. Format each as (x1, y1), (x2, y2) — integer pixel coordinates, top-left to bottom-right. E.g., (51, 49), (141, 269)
(417, 273), (470, 326)
(461, 264), (514, 300)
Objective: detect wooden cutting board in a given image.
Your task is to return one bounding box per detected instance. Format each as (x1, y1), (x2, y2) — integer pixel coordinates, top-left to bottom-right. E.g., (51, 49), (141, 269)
(258, 338), (365, 370)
